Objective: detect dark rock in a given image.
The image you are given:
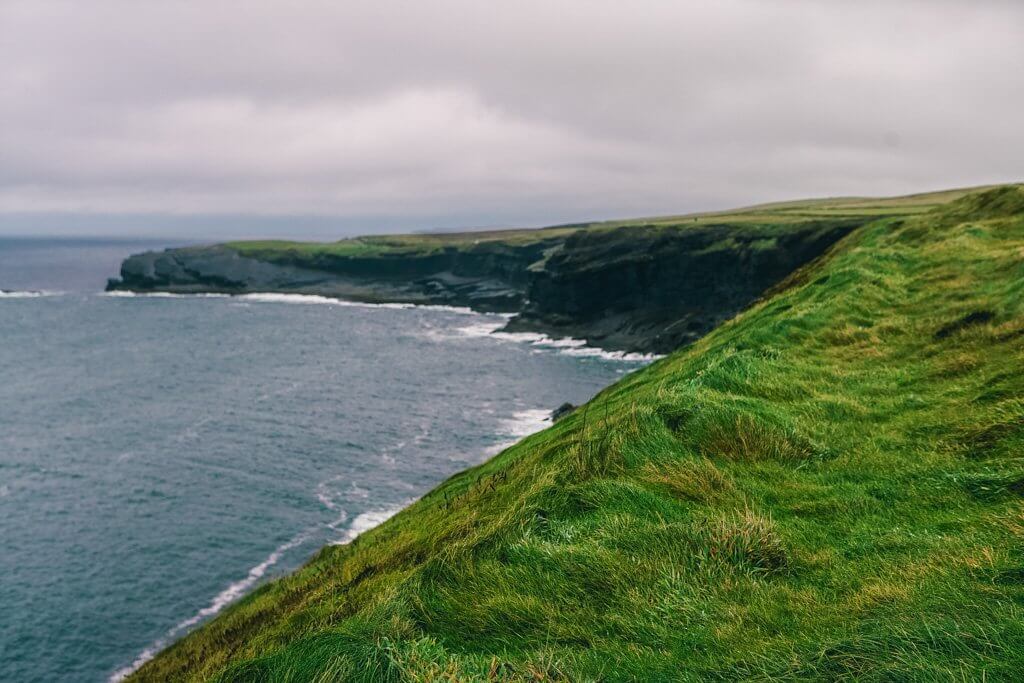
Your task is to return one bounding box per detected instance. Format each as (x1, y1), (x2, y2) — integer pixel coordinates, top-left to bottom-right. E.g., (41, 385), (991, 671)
(506, 218), (865, 354)
(551, 403), (577, 422)
(106, 240), (559, 313)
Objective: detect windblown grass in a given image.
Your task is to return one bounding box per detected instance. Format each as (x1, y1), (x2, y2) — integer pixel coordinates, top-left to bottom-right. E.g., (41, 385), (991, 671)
(136, 185), (1024, 681)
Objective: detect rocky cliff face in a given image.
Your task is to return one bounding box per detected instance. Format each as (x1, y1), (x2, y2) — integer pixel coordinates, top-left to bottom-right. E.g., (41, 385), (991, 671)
(506, 219), (864, 353)
(108, 239), (561, 312)
(108, 219), (863, 352)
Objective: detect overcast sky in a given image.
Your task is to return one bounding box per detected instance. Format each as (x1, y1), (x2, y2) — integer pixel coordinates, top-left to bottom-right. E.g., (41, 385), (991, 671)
(1, 1), (1022, 238)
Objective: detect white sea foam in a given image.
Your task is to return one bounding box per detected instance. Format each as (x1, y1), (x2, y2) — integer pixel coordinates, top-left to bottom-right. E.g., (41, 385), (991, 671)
(236, 292), (347, 305)
(445, 317), (663, 363)
(315, 477), (344, 512)
(351, 301), (416, 310)
(493, 330), (549, 344)
(101, 290), (230, 299)
(0, 289), (61, 298)
(485, 408), (553, 455)
(550, 344), (663, 362)
(415, 304), (476, 315)
(104, 290), (481, 315)
(109, 531), (310, 681)
(527, 334), (663, 361)
(330, 505), (406, 545)
(501, 408), (552, 438)
(453, 318), (508, 337)
(236, 293), (463, 312)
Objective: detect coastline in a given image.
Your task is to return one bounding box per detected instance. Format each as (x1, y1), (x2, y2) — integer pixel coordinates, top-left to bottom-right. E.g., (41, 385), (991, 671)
(101, 297), (656, 681)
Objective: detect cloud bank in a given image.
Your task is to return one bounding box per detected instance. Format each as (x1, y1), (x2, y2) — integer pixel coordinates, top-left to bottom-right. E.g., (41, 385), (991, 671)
(1, 0), (1022, 236)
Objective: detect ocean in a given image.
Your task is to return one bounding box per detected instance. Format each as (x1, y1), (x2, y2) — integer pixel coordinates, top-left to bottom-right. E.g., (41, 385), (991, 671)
(0, 237), (653, 681)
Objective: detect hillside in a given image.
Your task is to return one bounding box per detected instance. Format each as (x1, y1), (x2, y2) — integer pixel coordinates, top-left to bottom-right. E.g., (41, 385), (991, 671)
(133, 185), (1024, 681)
(106, 188), (987, 353)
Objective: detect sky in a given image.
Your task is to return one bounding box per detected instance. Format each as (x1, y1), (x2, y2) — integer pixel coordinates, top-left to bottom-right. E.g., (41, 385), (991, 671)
(1, 1), (1022, 239)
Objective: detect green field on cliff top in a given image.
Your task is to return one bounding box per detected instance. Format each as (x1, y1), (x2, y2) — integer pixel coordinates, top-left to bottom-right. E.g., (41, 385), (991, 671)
(139, 185), (1024, 681)
(224, 185), (998, 260)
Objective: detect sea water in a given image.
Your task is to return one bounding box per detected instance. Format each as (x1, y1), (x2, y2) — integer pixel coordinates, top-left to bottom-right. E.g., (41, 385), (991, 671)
(0, 237), (653, 681)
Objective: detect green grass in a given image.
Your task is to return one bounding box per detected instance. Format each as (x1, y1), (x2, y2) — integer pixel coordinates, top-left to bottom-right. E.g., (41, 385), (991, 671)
(137, 185), (1024, 681)
(224, 185), (995, 264)
(225, 227), (580, 261)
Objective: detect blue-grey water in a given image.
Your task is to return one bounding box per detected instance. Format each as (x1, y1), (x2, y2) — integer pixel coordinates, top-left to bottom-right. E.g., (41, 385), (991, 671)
(0, 237), (649, 682)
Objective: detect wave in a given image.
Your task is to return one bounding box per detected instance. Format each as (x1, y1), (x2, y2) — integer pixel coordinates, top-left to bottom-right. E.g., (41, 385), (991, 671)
(235, 292), (413, 308)
(109, 531), (311, 681)
(413, 304), (476, 315)
(209, 292), (474, 314)
(447, 318), (663, 362)
(449, 318), (508, 337)
(330, 505), (406, 545)
(237, 292), (347, 305)
(500, 408), (552, 439)
(102, 290), (480, 314)
(0, 289), (62, 298)
(101, 291), (230, 299)
(485, 408), (552, 455)
(539, 342), (663, 362)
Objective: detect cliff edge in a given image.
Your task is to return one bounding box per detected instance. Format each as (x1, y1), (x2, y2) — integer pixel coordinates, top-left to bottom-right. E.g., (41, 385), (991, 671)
(108, 189), (981, 353)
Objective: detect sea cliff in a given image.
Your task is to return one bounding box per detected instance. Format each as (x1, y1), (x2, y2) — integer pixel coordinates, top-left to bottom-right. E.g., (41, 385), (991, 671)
(108, 190), (961, 353)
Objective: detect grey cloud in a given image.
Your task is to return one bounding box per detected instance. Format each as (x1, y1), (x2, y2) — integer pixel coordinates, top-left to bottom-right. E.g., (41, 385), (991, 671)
(1, 0), (1022, 236)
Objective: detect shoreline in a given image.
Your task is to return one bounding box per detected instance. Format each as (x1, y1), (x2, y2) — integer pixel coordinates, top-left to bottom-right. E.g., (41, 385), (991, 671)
(102, 303), (657, 681)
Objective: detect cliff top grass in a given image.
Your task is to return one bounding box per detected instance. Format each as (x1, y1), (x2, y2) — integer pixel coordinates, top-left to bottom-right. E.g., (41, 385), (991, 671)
(225, 226), (579, 261)
(224, 185), (998, 263)
(138, 185), (1024, 681)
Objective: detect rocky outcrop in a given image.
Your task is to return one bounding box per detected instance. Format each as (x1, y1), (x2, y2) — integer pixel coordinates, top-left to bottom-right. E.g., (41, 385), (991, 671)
(111, 246), (329, 292)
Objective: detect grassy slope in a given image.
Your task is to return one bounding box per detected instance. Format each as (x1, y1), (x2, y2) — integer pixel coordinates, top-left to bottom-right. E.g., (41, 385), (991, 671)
(223, 186), (989, 262)
(138, 186), (1024, 681)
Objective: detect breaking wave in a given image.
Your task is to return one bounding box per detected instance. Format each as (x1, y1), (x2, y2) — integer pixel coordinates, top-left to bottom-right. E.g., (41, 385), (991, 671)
(484, 408), (553, 455)
(236, 293), (414, 308)
(329, 505), (407, 545)
(446, 317), (663, 362)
